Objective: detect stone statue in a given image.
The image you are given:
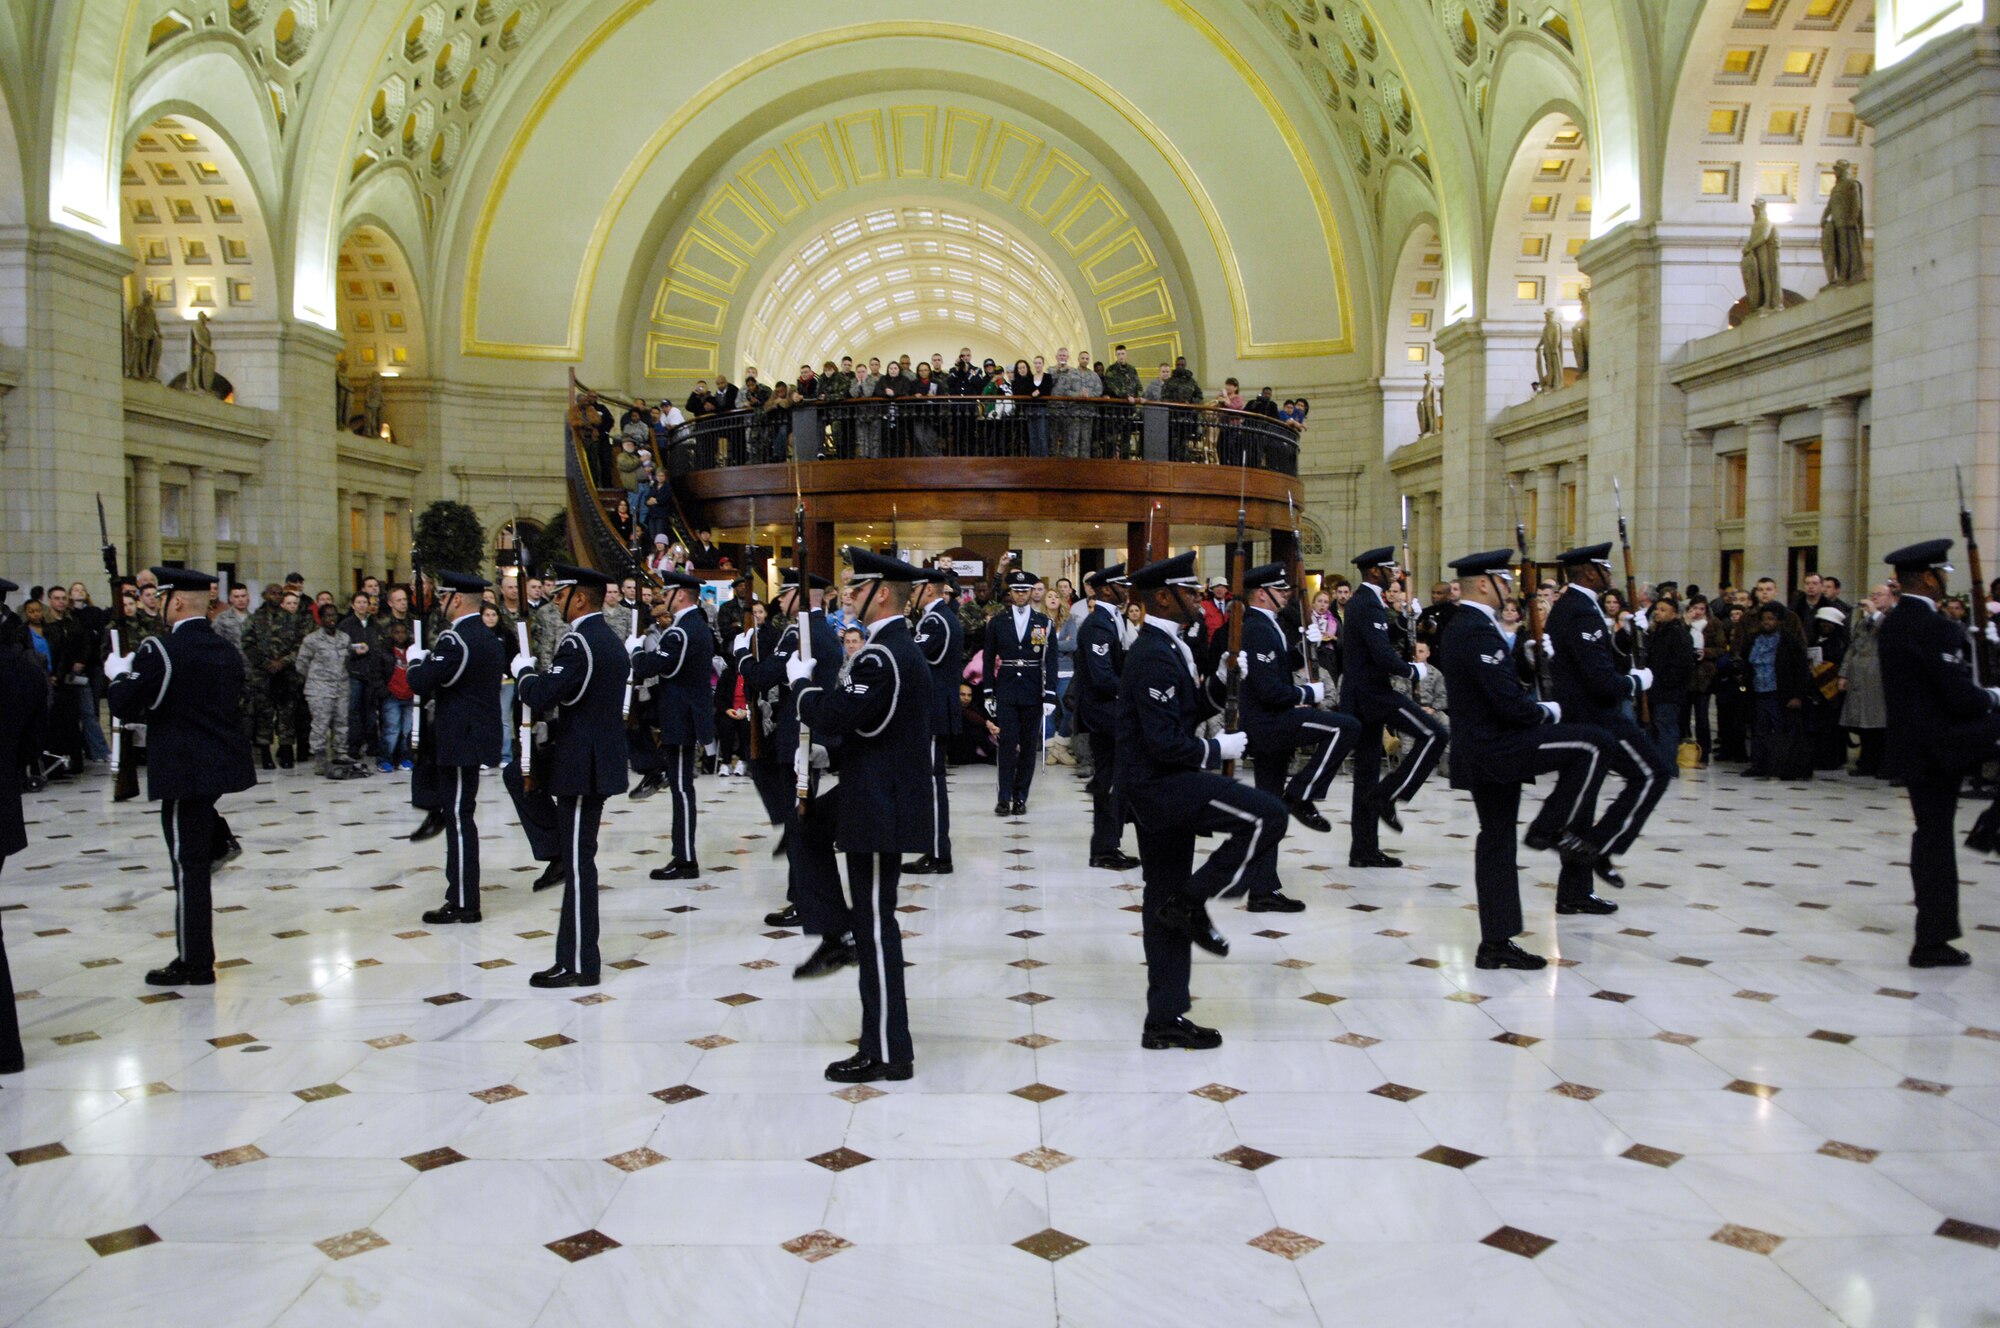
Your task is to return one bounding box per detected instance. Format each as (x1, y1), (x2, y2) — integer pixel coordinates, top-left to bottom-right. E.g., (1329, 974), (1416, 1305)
(334, 353), (353, 430)
(1416, 372), (1437, 436)
(1741, 199), (1784, 315)
(1820, 159), (1866, 287)
(362, 373), (384, 437)
(123, 290), (162, 382)
(1572, 287), (1591, 375)
(185, 310), (216, 395)
(1535, 307), (1564, 391)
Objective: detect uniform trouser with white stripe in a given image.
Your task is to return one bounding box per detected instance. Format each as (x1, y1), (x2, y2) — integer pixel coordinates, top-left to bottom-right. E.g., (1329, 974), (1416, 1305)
(1552, 714), (1669, 902)
(1086, 729), (1125, 858)
(929, 740), (952, 861)
(845, 851), (913, 1065)
(1244, 709), (1357, 897)
(160, 796), (218, 970)
(1348, 695), (1446, 854)
(994, 699), (1041, 803)
(553, 795), (606, 976)
(663, 743), (697, 864)
(1470, 783), (1530, 946)
(0, 861), (22, 1068)
(792, 775), (851, 939)
(441, 765), (481, 911)
(502, 755), (563, 865)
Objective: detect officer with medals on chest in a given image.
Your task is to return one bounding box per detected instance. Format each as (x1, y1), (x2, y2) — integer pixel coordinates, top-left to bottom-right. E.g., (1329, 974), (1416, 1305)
(784, 548), (935, 1083)
(1237, 564), (1363, 911)
(1340, 547), (1447, 869)
(1543, 542), (1671, 898)
(104, 568), (256, 986)
(402, 571), (504, 926)
(1116, 551), (1287, 1051)
(1877, 538), (2000, 967)
(982, 568), (1058, 816)
(904, 566), (964, 876)
(1, 584), (49, 1073)
(1437, 550), (1620, 968)
(1074, 564), (1140, 871)
(632, 570), (715, 881)
(511, 565), (630, 988)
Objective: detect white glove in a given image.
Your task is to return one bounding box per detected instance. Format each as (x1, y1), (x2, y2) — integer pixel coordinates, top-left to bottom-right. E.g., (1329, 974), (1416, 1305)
(732, 631), (750, 654)
(1219, 651), (1249, 679)
(103, 652), (134, 682)
(624, 637), (645, 657)
(404, 645), (430, 667)
(1537, 700), (1563, 723)
(1986, 687), (2000, 711)
(1043, 702), (1056, 718)
(984, 696), (998, 718)
(509, 651), (536, 678)
(1985, 622), (1999, 647)
(1538, 635), (1556, 662)
(1631, 667), (1654, 692)
(711, 655), (726, 676)
(1411, 660), (1429, 683)
(1306, 681), (1325, 704)
(1305, 622), (1324, 645)
(703, 741), (718, 758)
(809, 743), (830, 770)
(1215, 730), (1249, 763)
(784, 655), (812, 686)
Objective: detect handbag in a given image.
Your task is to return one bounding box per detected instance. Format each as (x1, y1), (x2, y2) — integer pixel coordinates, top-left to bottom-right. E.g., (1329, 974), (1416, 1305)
(1677, 740), (1702, 769)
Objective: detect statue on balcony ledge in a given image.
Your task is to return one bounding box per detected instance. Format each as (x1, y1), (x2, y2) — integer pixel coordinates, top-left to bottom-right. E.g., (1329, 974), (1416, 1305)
(335, 353), (352, 430)
(361, 373), (384, 438)
(1534, 308), (1564, 392)
(185, 311), (216, 395)
(1741, 199), (1784, 316)
(1820, 159), (1866, 288)
(1417, 373), (1438, 436)
(1573, 287), (1591, 376)
(123, 290), (163, 382)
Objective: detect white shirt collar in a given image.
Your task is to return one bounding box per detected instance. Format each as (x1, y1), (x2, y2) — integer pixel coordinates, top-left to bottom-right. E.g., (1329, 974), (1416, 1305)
(1566, 583), (1600, 605)
(672, 603), (701, 624)
(1095, 599), (1120, 621)
(864, 614), (899, 642)
(452, 610), (481, 627)
(1358, 581), (1384, 603)
(172, 616), (201, 633)
(1143, 613), (1187, 640)
(1461, 599), (1501, 627)
(1251, 604), (1279, 624)
(574, 610), (603, 626)
(1012, 604), (1031, 625)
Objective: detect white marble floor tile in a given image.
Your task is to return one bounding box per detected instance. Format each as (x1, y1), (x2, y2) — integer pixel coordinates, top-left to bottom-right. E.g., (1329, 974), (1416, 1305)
(535, 1246), (807, 1328)
(1295, 1240), (1589, 1328)
(824, 1158), (1049, 1244)
(281, 1242), (564, 1328)
(1052, 1241), (1318, 1327)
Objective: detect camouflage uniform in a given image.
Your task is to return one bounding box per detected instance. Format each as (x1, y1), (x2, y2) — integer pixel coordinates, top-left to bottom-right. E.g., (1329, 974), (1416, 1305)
(1161, 366), (1205, 461)
(241, 602), (305, 749)
(817, 370), (854, 459)
(1101, 360), (1143, 458)
(531, 599), (566, 669)
(295, 625), (352, 773)
(1053, 363), (1103, 458)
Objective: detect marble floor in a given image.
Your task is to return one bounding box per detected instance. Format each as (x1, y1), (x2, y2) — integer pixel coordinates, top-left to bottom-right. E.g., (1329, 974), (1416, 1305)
(2, 755), (1999, 1327)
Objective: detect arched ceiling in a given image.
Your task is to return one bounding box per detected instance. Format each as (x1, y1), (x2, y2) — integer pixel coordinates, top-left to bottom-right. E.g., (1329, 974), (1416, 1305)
(120, 113), (275, 322)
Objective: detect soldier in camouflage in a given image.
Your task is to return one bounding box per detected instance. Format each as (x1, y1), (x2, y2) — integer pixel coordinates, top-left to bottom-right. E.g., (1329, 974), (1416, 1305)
(296, 603), (362, 777)
(820, 357), (856, 459)
(1100, 343), (1144, 460)
(1052, 347), (1102, 459)
(241, 584), (306, 768)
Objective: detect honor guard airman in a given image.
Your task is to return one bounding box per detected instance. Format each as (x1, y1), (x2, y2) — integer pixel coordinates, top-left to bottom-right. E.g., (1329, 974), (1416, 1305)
(983, 568), (1059, 816)
(633, 570), (716, 880)
(1340, 547), (1446, 868)
(1436, 551), (1619, 968)
(1237, 562), (1362, 911)
(1543, 541), (1671, 898)
(1, 587), (48, 1073)
(905, 566), (964, 875)
(1074, 564), (1140, 871)
(1116, 551), (1287, 1051)
(104, 567), (256, 986)
(785, 548), (936, 1083)
(404, 571), (504, 925)
(512, 565), (630, 988)
(1878, 539), (2000, 967)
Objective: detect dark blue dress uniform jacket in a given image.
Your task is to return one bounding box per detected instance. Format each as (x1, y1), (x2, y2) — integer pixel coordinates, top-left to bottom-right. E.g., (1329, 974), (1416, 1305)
(1438, 606), (1557, 790)
(1241, 609), (1316, 745)
(631, 606), (716, 747)
(518, 613), (630, 797)
(1338, 585), (1417, 713)
(1073, 604), (1126, 735)
(0, 647), (48, 856)
(108, 618), (256, 802)
(1113, 622), (1230, 819)
(740, 611), (843, 764)
(983, 608), (1058, 706)
(912, 601), (964, 736)
(1879, 594), (2000, 783)
(796, 617), (935, 854)
(1544, 587), (1641, 724)
(406, 612), (504, 768)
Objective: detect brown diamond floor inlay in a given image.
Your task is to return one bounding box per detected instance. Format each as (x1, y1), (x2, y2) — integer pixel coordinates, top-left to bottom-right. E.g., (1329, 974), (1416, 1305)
(1621, 1144), (1684, 1168)
(1013, 1146), (1076, 1172)
(687, 1035), (737, 1051)
(782, 1229), (853, 1263)
(1481, 1226), (1555, 1259)
(1808, 1030), (1856, 1045)
(807, 1147), (874, 1172)
(526, 1034), (577, 1050)
(1654, 1031), (1700, 1046)
(1724, 1080), (1779, 1099)
(1331, 1032), (1381, 1049)
(423, 992), (468, 1006)
(401, 1146), (467, 1172)
(1190, 1083), (1244, 1103)
(1014, 1228), (1089, 1261)
(1011, 1083), (1066, 1103)
(1417, 1144), (1485, 1169)
(86, 1225), (161, 1257)
(208, 1033), (256, 1049)
(1591, 990), (1636, 1003)
(1712, 1224), (1784, 1255)
(1819, 1140), (1880, 1164)
(1248, 1227), (1324, 1260)
(1492, 1032), (1541, 1048)
(1371, 1083), (1425, 1102)
(1936, 1218), (2000, 1250)
(1300, 991), (1344, 1006)
(1008, 991), (1053, 1005)
(547, 1229), (622, 1262)
(1216, 1145), (1282, 1171)
(605, 1148), (668, 1172)
(202, 1144), (268, 1169)
(652, 1085), (706, 1105)
(471, 1085), (526, 1104)
(294, 1083), (350, 1103)
(1899, 1078), (1951, 1096)
(365, 1034), (415, 1050)
(7, 1143), (68, 1167)
(116, 1082), (174, 1101)
(1551, 1082), (1603, 1102)
(831, 1084), (886, 1104)
(1010, 1033), (1058, 1049)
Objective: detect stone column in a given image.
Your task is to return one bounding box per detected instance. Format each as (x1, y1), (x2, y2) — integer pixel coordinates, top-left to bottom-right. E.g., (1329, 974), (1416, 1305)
(1817, 398), (1859, 594)
(364, 492), (388, 581)
(336, 489), (354, 586)
(1742, 415), (1782, 589)
(1425, 491), (1445, 586)
(1436, 319), (1541, 558)
(1534, 464), (1561, 557)
(188, 466), (217, 574)
(131, 457), (162, 572)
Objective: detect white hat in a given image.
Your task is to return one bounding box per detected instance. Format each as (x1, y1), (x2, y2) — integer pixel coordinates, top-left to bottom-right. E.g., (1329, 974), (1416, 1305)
(1815, 605), (1846, 625)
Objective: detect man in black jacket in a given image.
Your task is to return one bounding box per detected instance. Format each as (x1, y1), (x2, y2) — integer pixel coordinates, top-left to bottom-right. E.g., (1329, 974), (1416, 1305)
(404, 572), (504, 925)
(1878, 539), (2000, 967)
(0, 599), (47, 1072)
(1644, 598), (1697, 764)
(339, 591), (384, 765)
(633, 570), (716, 879)
(1073, 564), (1139, 870)
(905, 568), (965, 876)
(1340, 548), (1446, 869)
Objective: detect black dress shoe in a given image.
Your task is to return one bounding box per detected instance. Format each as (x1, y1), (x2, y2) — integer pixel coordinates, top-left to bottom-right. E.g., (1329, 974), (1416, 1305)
(1522, 828), (1558, 854)
(1593, 857), (1627, 890)
(764, 903), (800, 927)
(902, 855), (954, 875)
(528, 965), (600, 988)
(421, 904), (482, 925)
(628, 773), (665, 802)
(649, 860), (701, 881)
(1141, 1016), (1222, 1050)
(1475, 940), (1548, 971)
(0, 1054), (23, 1075)
(793, 937), (857, 979)
(1968, 807), (2000, 854)
(1552, 831), (1598, 871)
(1348, 849), (1403, 869)
(1011, 799), (1028, 816)
(1247, 891), (1306, 913)
(1369, 797), (1404, 834)
(532, 861), (566, 892)
(994, 801), (1012, 817)
(276, 745), (294, 769)
(409, 810), (446, 842)
(1555, 894), (1619, 916)
(824, 1052), (913, 1083)
(258, 746), (274, 771)
(1160, 897), (1229, 956)
(1910, 944), (1973, 969)
(212, 837), (243, 867)
(144, 959), (215, 987)
(770, 831), (790, 860)
(1090, 851), (1141, 871)
(1288, 800), (1331, 833)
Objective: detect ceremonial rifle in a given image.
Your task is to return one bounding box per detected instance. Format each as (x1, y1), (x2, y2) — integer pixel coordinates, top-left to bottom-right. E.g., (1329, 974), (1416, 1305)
(97, 495), (138, 803)
(507, 493), (537, 789)
(1398, 495), (1417, 662)
(1508, 478), (1548, 698)
(744, 495), (763, 763)
(1958, 465), (1990, 684)
(1287, 489), (1317, 684)
(1221, 462), (1247, 778)
(1612, 477), (1651, 725)
(620, 543), (642, 723)
(408, 532), (428, 756)
(792, 463), (815, 816)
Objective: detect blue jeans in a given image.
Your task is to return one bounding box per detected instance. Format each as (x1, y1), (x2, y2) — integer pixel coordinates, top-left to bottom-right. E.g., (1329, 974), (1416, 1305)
(77, 685), (110, 760)
(380, 697), (413, 763)
(1647, 700), (1683, 767)
(500, 681), (516, 763)
(1051, 673), (1073, 738)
